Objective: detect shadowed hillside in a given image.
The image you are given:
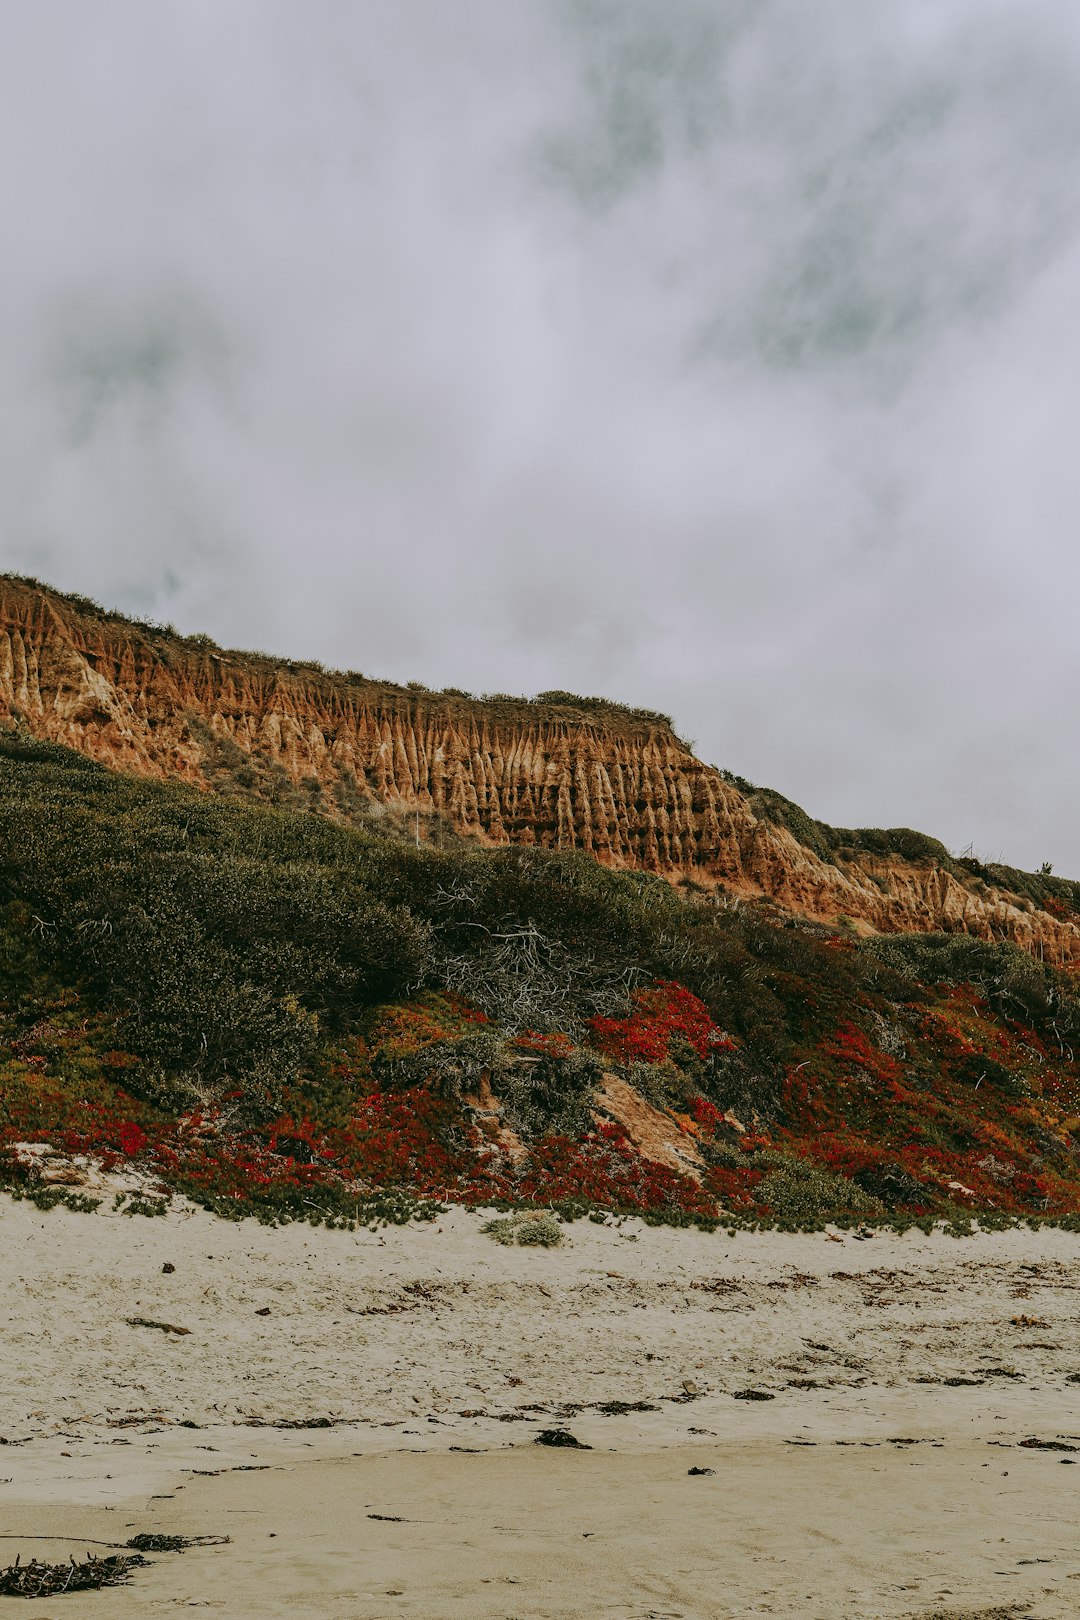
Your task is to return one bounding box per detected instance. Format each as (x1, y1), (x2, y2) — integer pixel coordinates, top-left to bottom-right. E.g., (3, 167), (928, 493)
(3, 725), (1080, 1231)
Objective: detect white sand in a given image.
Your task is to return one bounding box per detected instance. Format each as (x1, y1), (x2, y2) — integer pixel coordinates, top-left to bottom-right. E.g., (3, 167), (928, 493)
(2, 1197), (1080, 1616)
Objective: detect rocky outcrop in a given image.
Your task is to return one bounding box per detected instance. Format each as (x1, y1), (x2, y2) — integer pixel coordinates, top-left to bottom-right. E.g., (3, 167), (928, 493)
(3, 574), (1080, 968)
(594, 1074), (705, 1180)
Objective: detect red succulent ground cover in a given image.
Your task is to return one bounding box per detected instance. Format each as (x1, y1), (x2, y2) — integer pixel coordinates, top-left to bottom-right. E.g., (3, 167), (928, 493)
(0, 992), (715, 1222)
(760, 986), (1080, 1218)
(3, 980), (1080, 1228)
(587, 981), (736, 1065)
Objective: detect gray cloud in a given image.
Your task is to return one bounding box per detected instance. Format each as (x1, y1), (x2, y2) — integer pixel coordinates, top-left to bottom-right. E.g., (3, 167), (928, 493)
(3, 0), (1080, 869)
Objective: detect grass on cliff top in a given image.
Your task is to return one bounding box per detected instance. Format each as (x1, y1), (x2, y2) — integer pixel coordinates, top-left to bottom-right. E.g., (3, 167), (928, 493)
(722, 770), (1080, 912)
(1, 573), (674, 735)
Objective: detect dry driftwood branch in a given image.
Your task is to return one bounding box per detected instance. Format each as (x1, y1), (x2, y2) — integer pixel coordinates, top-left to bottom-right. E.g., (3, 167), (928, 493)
(126, 1316), (191, 1336)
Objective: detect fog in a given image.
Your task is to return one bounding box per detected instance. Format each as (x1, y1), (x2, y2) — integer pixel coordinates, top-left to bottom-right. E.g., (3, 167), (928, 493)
(3, 1), (1080, 870)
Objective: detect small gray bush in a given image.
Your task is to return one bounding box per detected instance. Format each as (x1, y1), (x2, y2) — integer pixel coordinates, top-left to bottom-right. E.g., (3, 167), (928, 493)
(482, 1211), (563, 1247)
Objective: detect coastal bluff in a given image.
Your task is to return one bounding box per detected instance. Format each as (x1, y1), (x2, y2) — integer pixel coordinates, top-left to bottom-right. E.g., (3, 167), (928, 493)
(3, 573), (1078, 967)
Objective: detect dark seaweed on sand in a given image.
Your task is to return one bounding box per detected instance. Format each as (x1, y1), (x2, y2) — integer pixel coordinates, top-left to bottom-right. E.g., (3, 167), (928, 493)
(0, 1551), (148, 1596)
(126, 1533), (230, 1552)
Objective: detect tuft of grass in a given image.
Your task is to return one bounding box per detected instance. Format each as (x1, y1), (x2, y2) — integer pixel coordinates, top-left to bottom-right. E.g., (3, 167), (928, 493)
(482, 1210), (564, 1247)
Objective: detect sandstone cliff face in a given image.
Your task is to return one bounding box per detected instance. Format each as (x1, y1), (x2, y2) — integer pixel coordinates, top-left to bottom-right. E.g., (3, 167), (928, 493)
(3, 575), (1079, 968)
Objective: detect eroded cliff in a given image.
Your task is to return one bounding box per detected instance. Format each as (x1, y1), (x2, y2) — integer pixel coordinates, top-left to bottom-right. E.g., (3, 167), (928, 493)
(3, 573), (1079, 967)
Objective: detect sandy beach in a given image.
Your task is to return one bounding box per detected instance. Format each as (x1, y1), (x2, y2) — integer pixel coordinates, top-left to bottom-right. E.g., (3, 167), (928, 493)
(2, 1198), (1080, 1617)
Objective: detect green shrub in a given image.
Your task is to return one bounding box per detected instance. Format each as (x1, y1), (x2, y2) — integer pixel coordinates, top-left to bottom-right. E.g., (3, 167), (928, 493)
(374, 1030), (506, 1100)
(532, 691), (674, 728)
(852, 1161), (928, 1209)
(624, 1059), (696, 1113)
(482, 1211), (563, 1246)
(495, 1048), (603, 1139)
(757, 1155), (884, 1222)
(837, 827), (952, 866)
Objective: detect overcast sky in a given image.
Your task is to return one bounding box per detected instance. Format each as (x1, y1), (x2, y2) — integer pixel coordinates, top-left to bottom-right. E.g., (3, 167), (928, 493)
(3, 1), (1080, 872)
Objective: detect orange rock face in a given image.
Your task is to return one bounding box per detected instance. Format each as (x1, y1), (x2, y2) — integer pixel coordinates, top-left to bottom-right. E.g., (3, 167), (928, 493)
(3, 574), (1079, 968)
